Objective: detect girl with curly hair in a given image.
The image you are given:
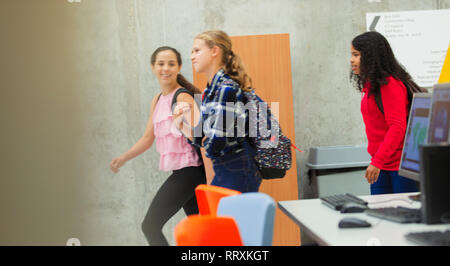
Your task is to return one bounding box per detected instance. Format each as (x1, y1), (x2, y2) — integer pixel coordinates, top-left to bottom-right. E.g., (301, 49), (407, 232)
(350, 31), (421, 194)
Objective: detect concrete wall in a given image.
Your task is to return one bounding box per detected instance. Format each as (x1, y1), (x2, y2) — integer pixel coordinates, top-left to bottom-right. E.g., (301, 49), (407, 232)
(1, 0), (449, 245)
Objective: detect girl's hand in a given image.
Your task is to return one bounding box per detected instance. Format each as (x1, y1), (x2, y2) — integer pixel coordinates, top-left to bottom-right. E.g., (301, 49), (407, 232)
(172, 102), (192, 131)
(365, 164), (380, 184)
(110, 156), (126, 173)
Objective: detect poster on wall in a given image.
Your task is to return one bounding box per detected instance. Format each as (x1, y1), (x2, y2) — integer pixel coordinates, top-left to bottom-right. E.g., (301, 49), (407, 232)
(366, 9), (450, 88)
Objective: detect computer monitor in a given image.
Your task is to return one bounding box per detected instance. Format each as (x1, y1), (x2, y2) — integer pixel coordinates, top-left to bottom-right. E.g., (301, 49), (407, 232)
(428, 82), (450, 144)
(419, 143), (450, 224)
(398, 93), (432, 182)
(419, 83), (450, 223)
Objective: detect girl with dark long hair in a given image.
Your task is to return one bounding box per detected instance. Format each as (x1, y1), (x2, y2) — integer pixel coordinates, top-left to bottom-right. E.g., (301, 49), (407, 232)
(110, 46), (206, 245)
(350, 31), (420, 194)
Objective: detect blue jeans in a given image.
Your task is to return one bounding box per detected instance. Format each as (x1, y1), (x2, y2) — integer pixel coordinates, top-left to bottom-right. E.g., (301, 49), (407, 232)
(211, 142), (262, 193)
(370, 170), (419, 195)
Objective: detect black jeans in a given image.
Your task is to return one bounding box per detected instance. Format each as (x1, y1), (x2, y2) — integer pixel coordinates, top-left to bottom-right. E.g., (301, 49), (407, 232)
(141, 165), (206, 246)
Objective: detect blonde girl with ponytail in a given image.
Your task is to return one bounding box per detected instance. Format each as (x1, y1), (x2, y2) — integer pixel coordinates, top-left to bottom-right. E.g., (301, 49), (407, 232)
(184, 30), (262, 192)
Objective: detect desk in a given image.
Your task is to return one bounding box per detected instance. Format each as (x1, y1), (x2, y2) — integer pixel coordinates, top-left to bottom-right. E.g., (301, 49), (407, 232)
(278, 193), (450, 246)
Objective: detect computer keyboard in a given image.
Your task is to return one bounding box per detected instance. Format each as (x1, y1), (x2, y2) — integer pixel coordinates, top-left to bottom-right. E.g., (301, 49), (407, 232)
(320, 193), (368, 211)
(405, 230), (450, 246)
(365, 206), (422, 223)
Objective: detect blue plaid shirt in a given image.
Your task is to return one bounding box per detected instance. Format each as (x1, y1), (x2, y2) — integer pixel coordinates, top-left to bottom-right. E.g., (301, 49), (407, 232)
(190, 69), (248, 159)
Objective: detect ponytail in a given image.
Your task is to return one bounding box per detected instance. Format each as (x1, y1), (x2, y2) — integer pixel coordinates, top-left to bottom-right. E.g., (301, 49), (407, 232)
(224, 51), (252, 92)
(177, 74), (202, 95)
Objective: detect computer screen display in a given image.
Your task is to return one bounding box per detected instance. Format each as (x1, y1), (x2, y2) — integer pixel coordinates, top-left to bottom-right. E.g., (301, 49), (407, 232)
(428, 83), (450, 144)
(398, 93), (432, 181)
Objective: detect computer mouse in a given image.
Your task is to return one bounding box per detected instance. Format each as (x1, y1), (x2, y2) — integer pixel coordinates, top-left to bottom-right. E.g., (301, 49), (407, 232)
(340, 202), (367, 213)
(338, 217), (372, 228)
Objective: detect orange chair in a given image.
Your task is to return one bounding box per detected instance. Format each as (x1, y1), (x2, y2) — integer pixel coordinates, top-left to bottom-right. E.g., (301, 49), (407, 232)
(195, 184), (241, 216)
(174, 215), (243, 246)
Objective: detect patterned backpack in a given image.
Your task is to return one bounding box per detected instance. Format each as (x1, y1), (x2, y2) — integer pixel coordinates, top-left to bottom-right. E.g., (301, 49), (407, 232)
(242, 89), (293, 179)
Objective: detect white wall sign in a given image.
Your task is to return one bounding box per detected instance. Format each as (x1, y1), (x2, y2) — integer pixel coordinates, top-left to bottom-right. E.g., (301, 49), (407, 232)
(366, 9), (450, 88)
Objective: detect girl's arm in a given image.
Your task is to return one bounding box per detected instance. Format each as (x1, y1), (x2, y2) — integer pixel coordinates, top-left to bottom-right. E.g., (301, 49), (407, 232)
(173, 92), (200, 140)
(110, 94), (159, 173)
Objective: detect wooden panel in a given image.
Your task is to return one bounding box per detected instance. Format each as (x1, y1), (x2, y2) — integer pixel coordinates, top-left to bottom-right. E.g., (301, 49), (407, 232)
(193, 34), (300, 246)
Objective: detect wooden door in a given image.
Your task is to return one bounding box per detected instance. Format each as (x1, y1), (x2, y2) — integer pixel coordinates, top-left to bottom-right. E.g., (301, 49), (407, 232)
(193, 34), (300, 246)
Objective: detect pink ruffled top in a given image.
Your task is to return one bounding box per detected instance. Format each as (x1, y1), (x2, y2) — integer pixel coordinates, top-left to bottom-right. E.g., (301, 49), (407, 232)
(152, 89), (202, 172)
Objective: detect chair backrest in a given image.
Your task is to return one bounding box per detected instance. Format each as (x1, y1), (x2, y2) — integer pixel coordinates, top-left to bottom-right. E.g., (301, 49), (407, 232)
(195, 184), (241, 216)
(174, 215), (243, 246)
(217, 192), (276, 246)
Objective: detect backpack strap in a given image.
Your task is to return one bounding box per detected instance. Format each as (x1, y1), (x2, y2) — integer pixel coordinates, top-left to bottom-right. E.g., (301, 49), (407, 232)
(374, 79), (427, 116)
(374, 91), (384, 115)
(171, 87), (195, 112)
(156, 93), (162, 103)
(155, 88), (194, 110)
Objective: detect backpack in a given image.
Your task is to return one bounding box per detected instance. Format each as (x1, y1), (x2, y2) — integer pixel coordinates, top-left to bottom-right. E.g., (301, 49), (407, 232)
(374, 79), (428, 115)
(242, 89), (293, 179)
(157, 88), (204, 163)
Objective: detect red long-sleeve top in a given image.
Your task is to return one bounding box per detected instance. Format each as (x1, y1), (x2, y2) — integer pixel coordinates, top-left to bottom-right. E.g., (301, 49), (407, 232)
(361, 76), (409, 171)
